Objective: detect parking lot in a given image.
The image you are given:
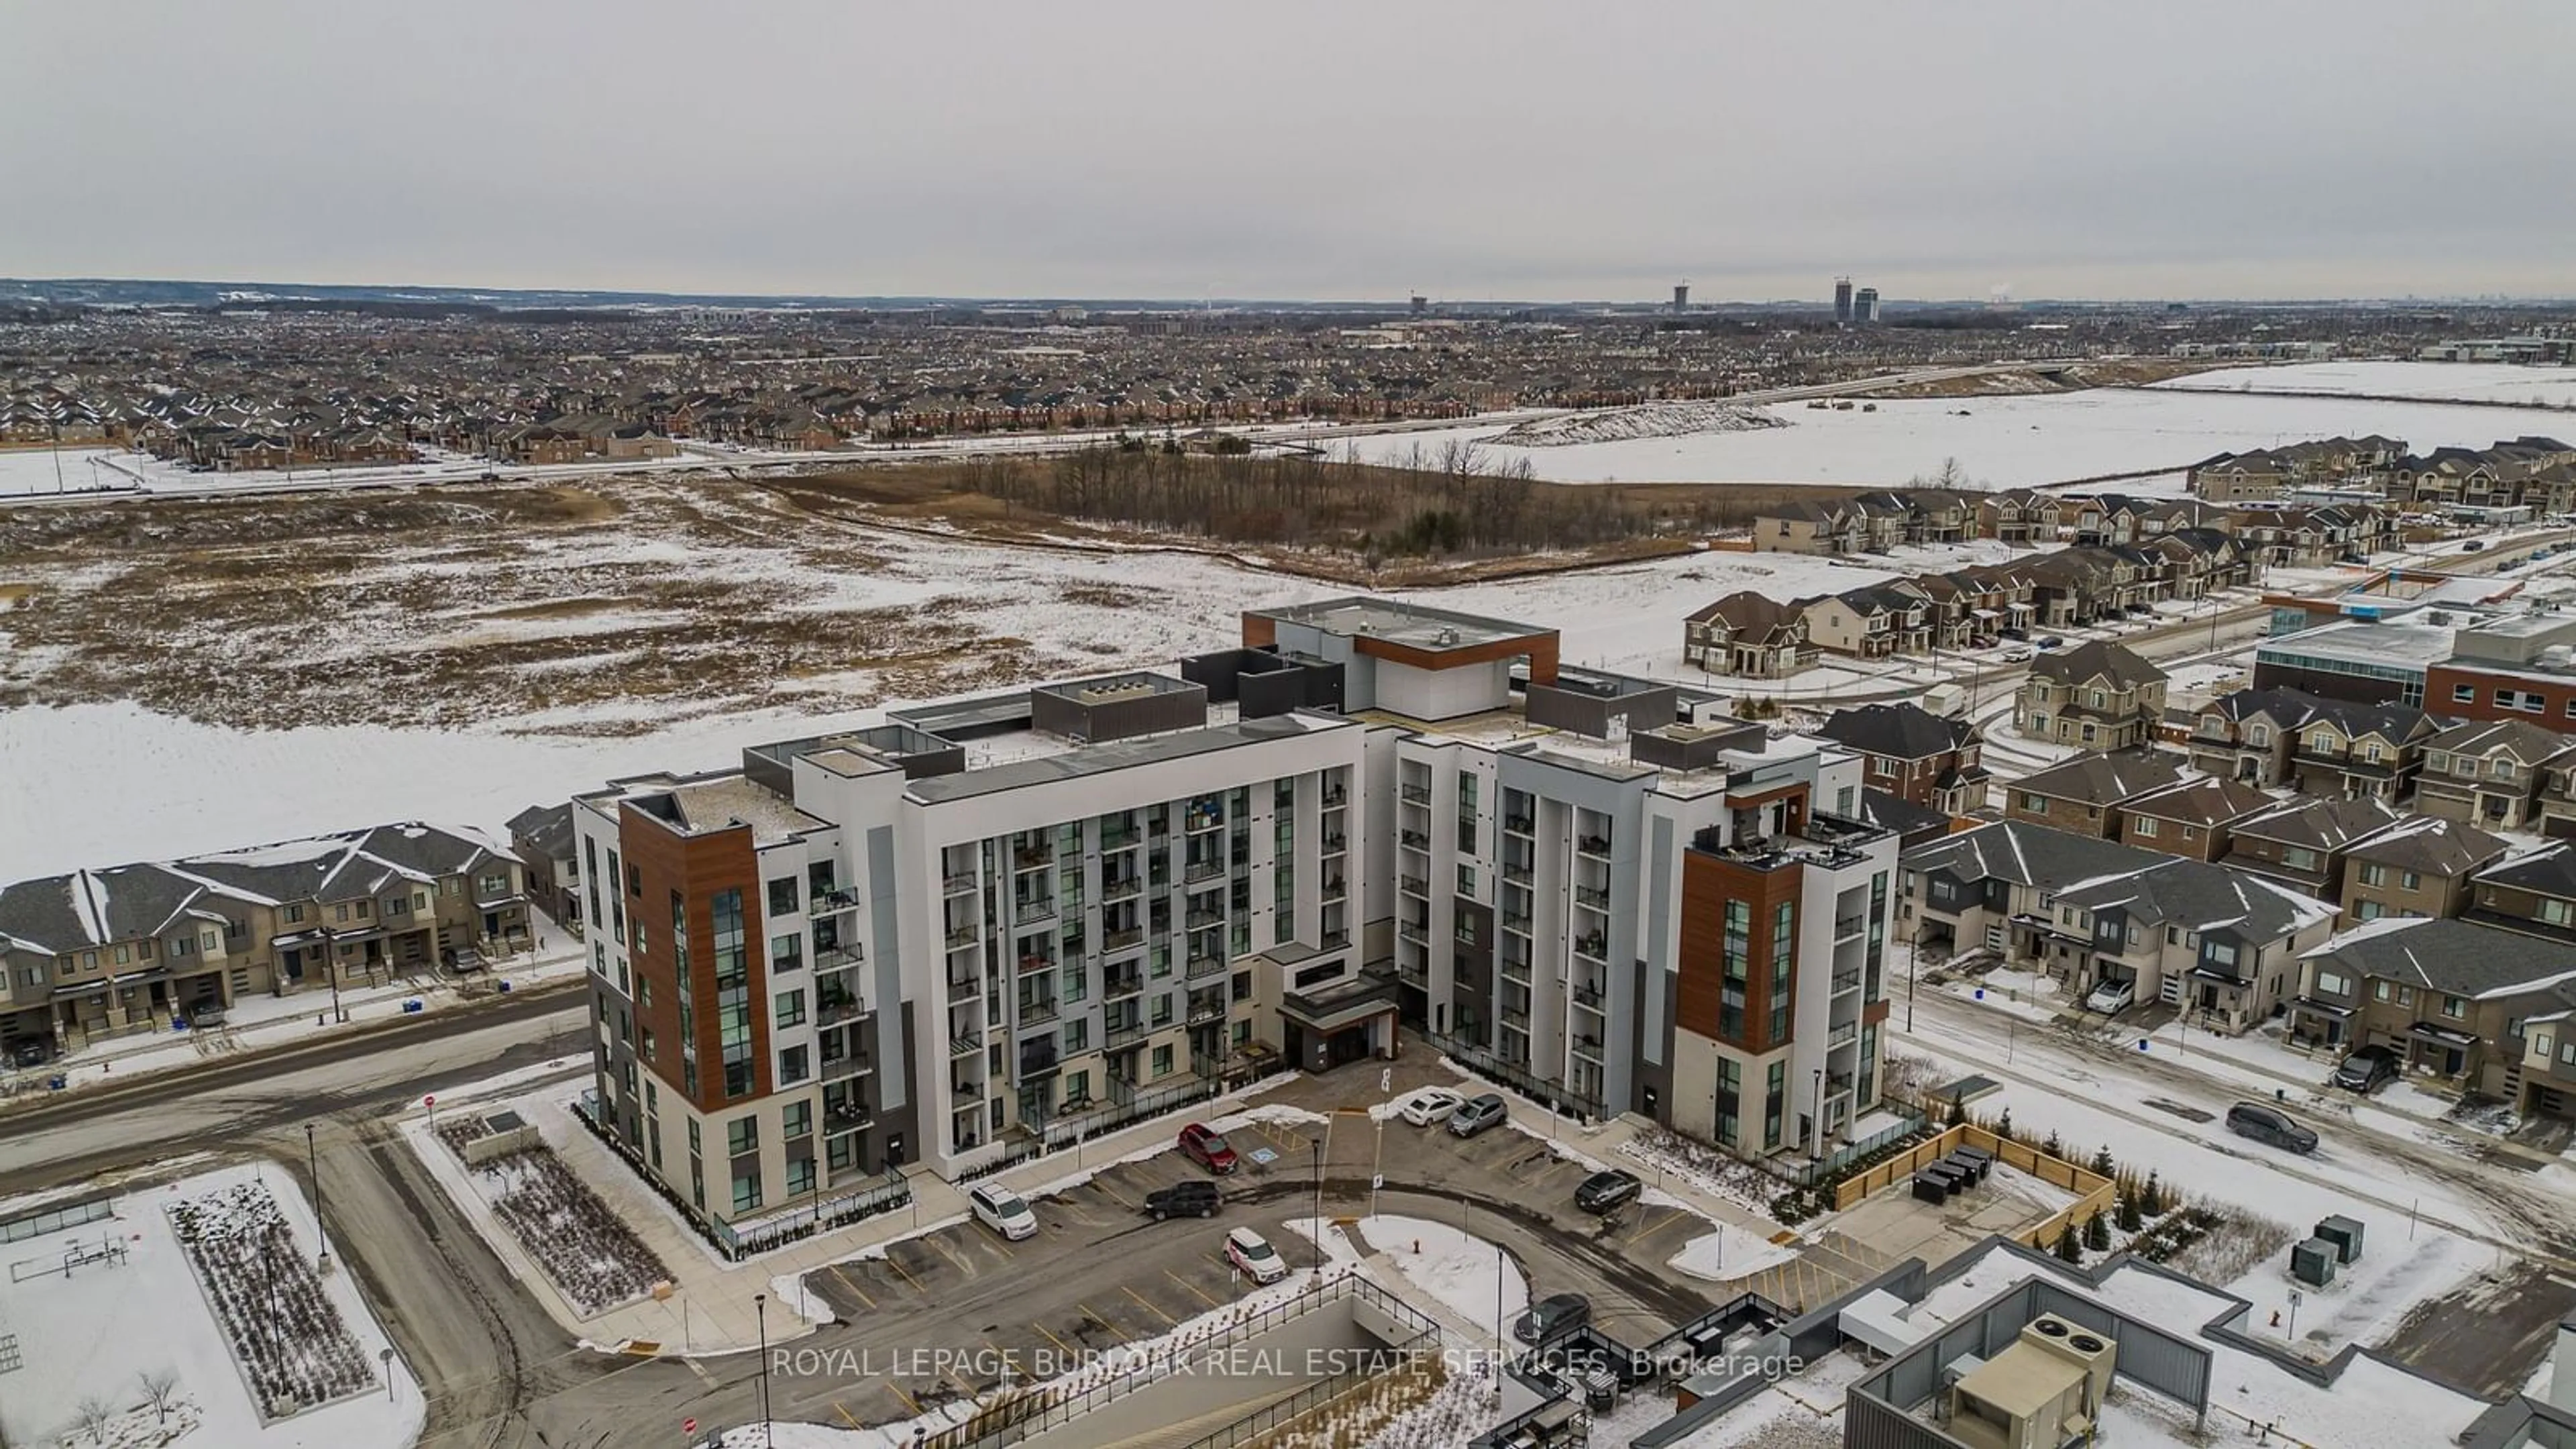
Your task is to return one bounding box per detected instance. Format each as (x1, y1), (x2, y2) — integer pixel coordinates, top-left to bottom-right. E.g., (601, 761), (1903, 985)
(780, 1071), (1923, 1428)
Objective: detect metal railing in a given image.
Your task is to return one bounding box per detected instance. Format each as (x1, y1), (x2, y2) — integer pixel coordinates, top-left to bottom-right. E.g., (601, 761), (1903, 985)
(808, 888), (859, 917)
(1427, 1030), (1606, 1121)
(1400, 784), (1433, 805)
(1778, 1106), (1929, 1189)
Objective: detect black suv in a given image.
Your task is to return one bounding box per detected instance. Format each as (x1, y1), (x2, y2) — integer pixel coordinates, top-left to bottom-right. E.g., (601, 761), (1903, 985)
(2226, 1101), (2319, 1155)
(2331, 1045), (2398, 1094)
(1573, 1169), (1642, 1214)
(1144, 1181), (1222, 1220)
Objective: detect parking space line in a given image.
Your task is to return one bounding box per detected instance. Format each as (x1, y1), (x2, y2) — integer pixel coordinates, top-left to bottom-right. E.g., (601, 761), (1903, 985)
(887, 1382), (923, 1417)
(1091, 1179), (1136, 1210)
(1123, 1284), (1177, 1326)
(1167, 1268), (1222, 1309)
(947, 1370), (979, 1400)
(1038, 1322), (1083, 1360)
(828, 1264), (878, 1311)
(835, 1401), (863, 1430)
(884, 1253), (930, 1296)
(1079, 1301), (1132, 1342)
(931, 1236), (977, 1275)
(1631, 1209), (1698, 1250)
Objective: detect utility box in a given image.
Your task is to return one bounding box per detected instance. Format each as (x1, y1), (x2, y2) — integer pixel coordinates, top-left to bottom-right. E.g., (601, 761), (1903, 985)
(2314, 1215), (2365, 1265)
(2291, 1238), (2340, 1287)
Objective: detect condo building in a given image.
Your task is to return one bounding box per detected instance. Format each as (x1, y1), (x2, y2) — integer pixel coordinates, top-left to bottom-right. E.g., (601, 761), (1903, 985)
(568, 598), (1902, 1230)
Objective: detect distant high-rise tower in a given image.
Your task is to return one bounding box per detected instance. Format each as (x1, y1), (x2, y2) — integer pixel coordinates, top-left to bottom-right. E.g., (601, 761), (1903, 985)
(1672, 282), (1690, 314)
(1854, 286), (1881, 324)
(1833, 276), (1854, 325)
(1409, 294), (1428, 317)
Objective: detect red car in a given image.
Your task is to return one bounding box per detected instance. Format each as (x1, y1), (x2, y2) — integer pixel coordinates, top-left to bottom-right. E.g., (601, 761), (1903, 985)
(1177, 1122), (1238, 1175)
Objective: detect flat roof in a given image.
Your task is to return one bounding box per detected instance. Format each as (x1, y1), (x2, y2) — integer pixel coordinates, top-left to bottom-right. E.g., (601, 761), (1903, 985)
(1250, 596), (1552, 652)
(906, 710), (1342, 805)
(2257, 619), (2459, 669)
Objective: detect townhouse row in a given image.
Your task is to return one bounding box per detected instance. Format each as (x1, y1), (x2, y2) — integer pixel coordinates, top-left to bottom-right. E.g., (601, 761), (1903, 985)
(1685, 536), (2262, 679)
(2192, 433), (2576, 514)
(1754, 486), (2400, 562)
(561, 598), (1906, 1230)
(0, 824), (532, 1062)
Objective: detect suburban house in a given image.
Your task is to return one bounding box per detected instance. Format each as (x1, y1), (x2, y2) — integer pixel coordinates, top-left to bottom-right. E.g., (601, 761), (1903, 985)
(1976, 490), (2061, 544)
(1802, 584), (1933, 660)
(1682, 593), (1813, 678)
(2004, 749), (2188, 839)
(1815, 702), (1988, 814)
(1902, 820), (2335, 1033)
(2334, 816), (2511, 926)
(2514, 1004), (2576, 1119)
(2020, 640), (2169, 750)
(1756, 499), (1865, 555)
(2416, 718), (2576, 830)
(0, 822), (529, 1059)
(2113, 776), (2273, 863)
(506, 802), (582, 926)
(2467, 844), (2576, 944)
(2183, 688), (2433, 796)
(2289, 919), (2576, 1097)
(2220, 796), (2406, 900)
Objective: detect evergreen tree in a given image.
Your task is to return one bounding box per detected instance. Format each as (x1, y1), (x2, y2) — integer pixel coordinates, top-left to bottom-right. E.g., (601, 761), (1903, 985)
(2141, 1170), (2165, 1216)
(2085, 1210), (2112, 1252)
(2054, 1224), (2082, 1263)
(2116, 1190), (2143, 1233)
(2043, 1130), (2063, 1159)
(2090, 1146), (2115, 1178)
(1995, 1108), (2015, 1143)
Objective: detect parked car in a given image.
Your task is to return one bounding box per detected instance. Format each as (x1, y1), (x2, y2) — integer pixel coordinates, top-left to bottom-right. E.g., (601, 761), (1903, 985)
(1224, 1226), (1289, 1285)
(1573, 1169), (1642, 1214)
(2035, 634), (2067, 649)
(184, 998), (227, 1026)
(5, 1038), (49, 1068)
(2225, 1101), (2319, 1155)
(1178, 1122), (1240, 1175)
(2331, 1045), (2400, 1095)
(968, 1184), (1038, 1240)
(1448, 1093), (1509, 1138)
(1397, 1087), (1465, 1126)
(2463, 539), (2488, 552)
(2084, 979), (2135, 1016)
(1144, 1181), (1222, 1220)
(1514, 1292), (1593, 1344)
(2000, 644), (2035, 662)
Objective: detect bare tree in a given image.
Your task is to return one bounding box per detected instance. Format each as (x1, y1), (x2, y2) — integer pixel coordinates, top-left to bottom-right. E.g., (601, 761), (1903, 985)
(140, 1367), (180, 1424)
(75, 1395), (113, 1441)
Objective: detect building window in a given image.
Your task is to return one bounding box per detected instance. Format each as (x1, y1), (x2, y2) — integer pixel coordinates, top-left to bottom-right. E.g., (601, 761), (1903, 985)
(1716, 1057), (1740, 1148)
(782, 1101), (811, 1139)
(2357, 863), (2386, 887)
(2443, 995), (2467, 1020)
(2498, 689), (2517, 707)
(2373, 979), (2393, 1002)
(1065, 1019), (1089, 1051)
(775, 989), (806, 1027)
(2316, 969), (2347, 996)
(731, 1168), (762, 1214)
(1763, 1063), (1785, 1151)
(2453, 684), (2477, 703)
(767, 877), (800, 916)
(771, 934), (802, 973)
(786, 1158), (815, 1197)
(778, 1045), (808, 1085)
(2019, 792), (2046, 812)
(1152, 1044), (1174, 1077)
(2131, 816), (2157, 838)
(2400, 871), (2420, 891)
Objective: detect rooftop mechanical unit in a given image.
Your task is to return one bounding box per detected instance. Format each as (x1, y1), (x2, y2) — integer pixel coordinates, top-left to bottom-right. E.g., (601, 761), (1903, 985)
(2291, 1237), (2341, 1287)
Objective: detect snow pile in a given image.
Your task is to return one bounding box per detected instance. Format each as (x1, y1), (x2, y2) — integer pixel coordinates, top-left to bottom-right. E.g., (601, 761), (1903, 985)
(1350, 1216), (1527, 1332)
(1487, 402), (1789, 448)
(1667, 1226), (1797, 1284)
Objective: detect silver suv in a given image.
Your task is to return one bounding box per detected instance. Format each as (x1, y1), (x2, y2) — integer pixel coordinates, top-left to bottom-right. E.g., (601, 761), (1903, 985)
(1448, 1093), (1509, 1138)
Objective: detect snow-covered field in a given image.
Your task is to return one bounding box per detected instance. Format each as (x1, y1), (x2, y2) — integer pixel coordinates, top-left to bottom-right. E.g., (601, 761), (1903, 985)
(2154, 360), (2576, 410)
(1350, 1216), (1527, 1335)
(1484, 401), (1787, 447)
(0, 445), (123, 496)
(1667, 1226), (1796, 1283)
(0, 1161), (420, 1449)
(1324, 384), (2575, 488)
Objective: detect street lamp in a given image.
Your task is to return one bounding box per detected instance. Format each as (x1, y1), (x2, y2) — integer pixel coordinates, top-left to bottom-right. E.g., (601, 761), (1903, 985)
(306, 1122), (329, 1268)
(1309, 1138), (1323, 1254)
(753, 1291), (774, 1449)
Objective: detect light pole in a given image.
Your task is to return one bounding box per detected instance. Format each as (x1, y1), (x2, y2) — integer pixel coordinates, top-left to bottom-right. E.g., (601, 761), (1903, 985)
(306, 1122), (329, 1268)
(753, 1291), (774, 1448)
(1309, 1138), (1322, 1248)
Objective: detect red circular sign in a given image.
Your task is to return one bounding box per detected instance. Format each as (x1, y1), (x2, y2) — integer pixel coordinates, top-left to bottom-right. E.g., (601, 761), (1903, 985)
(682, 1418), (698, 1435)
(424, 1095), (436, 1108)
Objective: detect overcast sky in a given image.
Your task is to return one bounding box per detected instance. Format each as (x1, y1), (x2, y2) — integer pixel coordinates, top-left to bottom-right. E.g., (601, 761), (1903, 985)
(7, 2), (2572, 303)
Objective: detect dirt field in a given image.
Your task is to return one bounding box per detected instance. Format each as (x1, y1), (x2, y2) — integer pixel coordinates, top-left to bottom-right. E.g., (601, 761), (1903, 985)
(1855, 359), (2224, 399)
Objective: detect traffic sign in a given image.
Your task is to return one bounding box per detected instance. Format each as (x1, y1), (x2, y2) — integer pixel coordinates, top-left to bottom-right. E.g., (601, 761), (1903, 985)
(682, 1417), (697, 1436)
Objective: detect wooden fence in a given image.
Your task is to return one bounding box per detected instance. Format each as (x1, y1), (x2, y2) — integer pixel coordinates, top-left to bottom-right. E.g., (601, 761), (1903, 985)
(1831, 1123), (2115, 1249)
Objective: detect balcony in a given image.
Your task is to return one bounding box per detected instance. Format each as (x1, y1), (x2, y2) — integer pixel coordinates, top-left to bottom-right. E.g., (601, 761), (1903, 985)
(943, 871), (979, 898)
(1148, 816), (1173, 839)
(949, 1032), (982, 1058)
(1320, 876), (1346, 902)
(1499, 1008), (1529, 1032)
(1100, 826), (1140, 851)
(1186, 953), (1226, 980)
(1014, 898), (1058, 926)
(1103, 877), (1144, 903)
(1400, 784), (1433, 806)
(1834, 913), (1866, 940)
(1829, 1020), (1859, 1049)
(1185, 806), (1225, 835)
(1504, 814), (1534, 836)
(1185, 859), (1225, 884)
(1322, 835), (1347, 856)
(1396, 959), (1428, 987)
(1397, 920), (1428, 944)
(947, 973), (982, 1000)
(1574, 933), (1607, 962)
(809, 888), (859, 918)
(1502, 861), (1531, 884)
(1832, 969), (1862, 995)
(816, 993), (868, 1027)
(1399, 829), (1430, 851)
(1320, 930), (1350, 949)
(825, 1098), (875, 1133)
(1104, 1018), (1147, 1049)
(945, 925), (979, 949)
(1572, 985), (1604, 1011)
(814, 942), (863, 971)
(1571, 1034), (1605, 1061)
(1014, 844), (1053, 871)
(1187, 1002), (1226, 1028)
(1322, 785), (1349, 808)
(1399, 874), (1429, 898)
(1017, 951), (1055, 975)
(1104, 926), (1145, 951)
(1503, 912), (1532, 935)
(822, 1051), (873, 1081)
(1577, 835), (1611, 859)
(1104, 971), (1143, 999)
(1018, 998), (1061, 1028)
(1574, 885), (1610, 912)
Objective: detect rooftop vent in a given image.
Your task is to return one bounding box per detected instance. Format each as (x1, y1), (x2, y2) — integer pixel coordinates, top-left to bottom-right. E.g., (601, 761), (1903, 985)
(1436, 626), (1460, 645)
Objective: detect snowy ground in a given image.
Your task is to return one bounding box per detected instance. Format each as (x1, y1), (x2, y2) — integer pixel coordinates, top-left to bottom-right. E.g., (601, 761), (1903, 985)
(1324, 384), (2571, 488)
(1667, 1226), (1797, 1284)
(2153, 360), (2576, 409)
(0, 445), (124, 496)
(1349, 1216), (1527, 1336)
(0, 1161), (421, 1449)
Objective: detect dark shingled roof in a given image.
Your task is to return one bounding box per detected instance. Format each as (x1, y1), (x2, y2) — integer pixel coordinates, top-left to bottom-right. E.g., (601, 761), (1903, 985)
(1817, 703), (1972, 762)
(2301, 918), (2576, 1000)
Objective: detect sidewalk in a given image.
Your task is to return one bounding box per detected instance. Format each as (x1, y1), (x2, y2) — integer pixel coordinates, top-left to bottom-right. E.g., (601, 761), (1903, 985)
(1, 937), (591, 1103)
